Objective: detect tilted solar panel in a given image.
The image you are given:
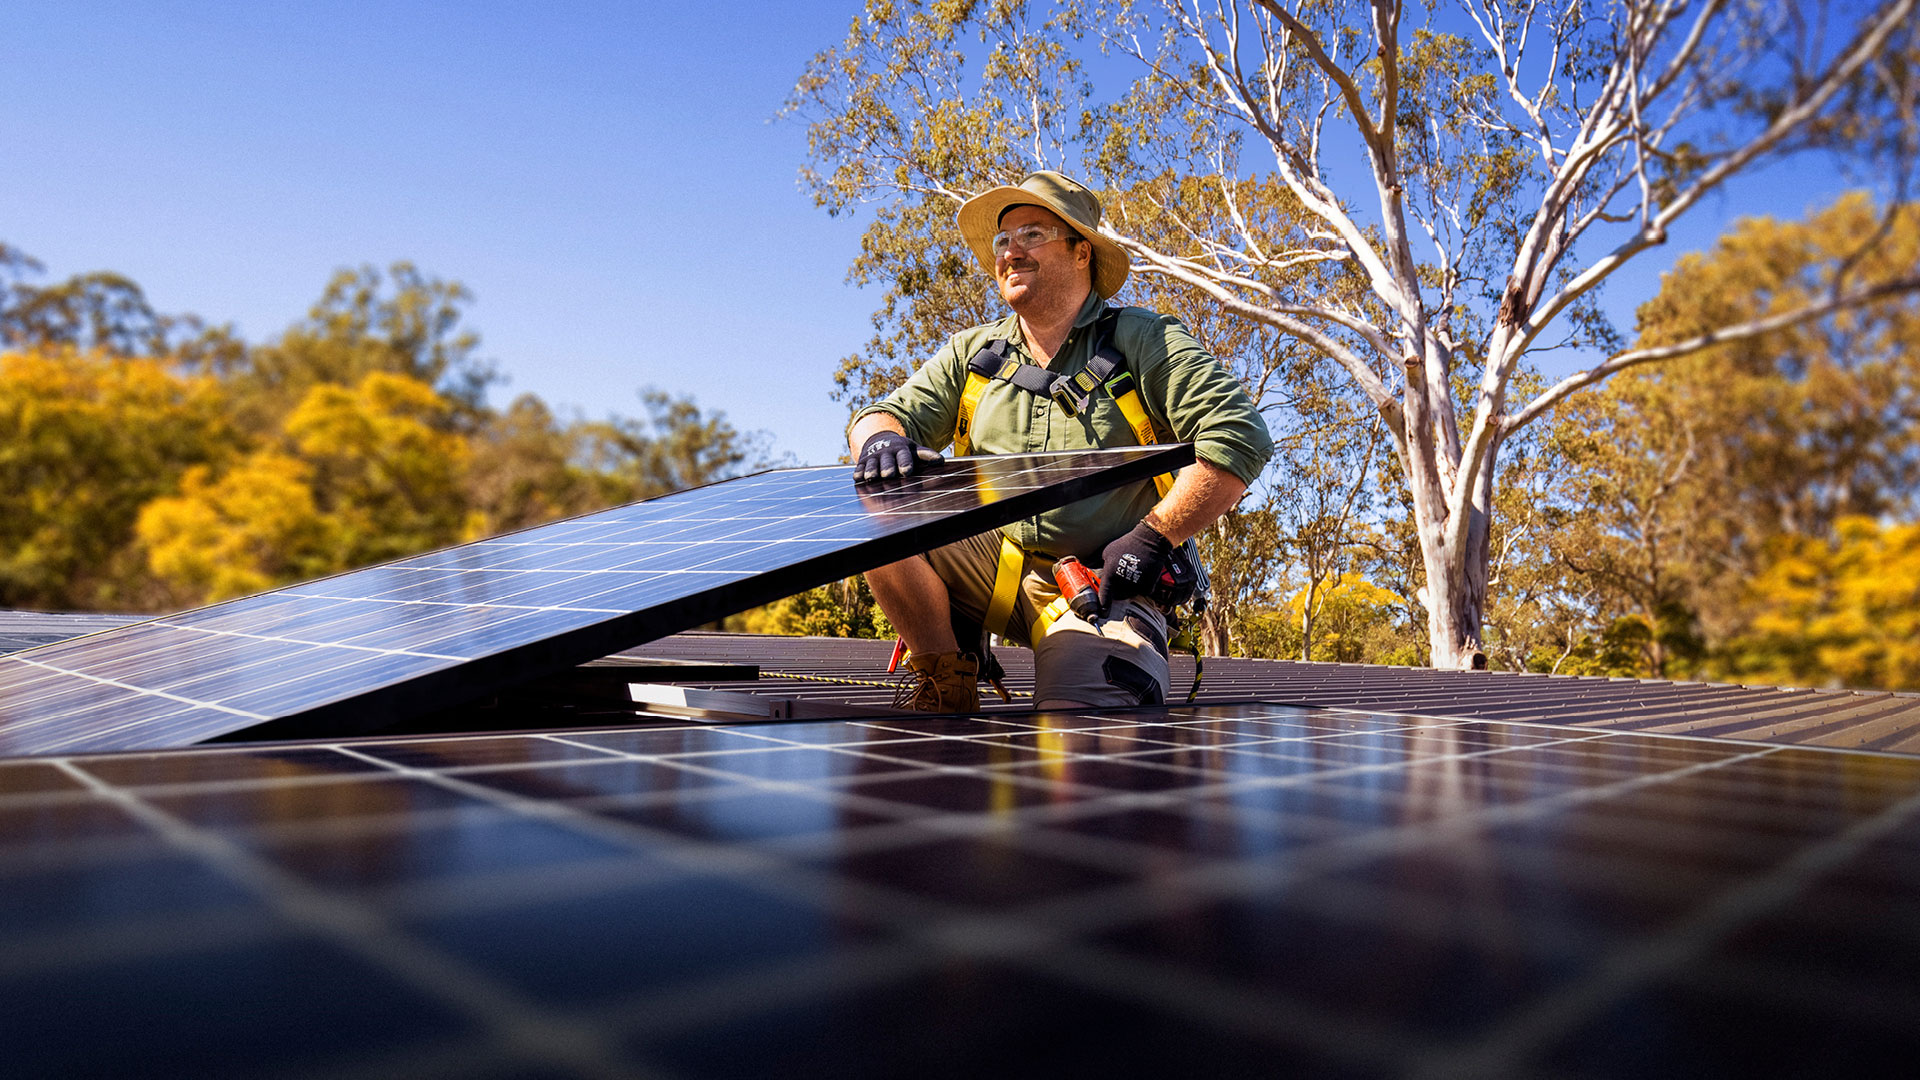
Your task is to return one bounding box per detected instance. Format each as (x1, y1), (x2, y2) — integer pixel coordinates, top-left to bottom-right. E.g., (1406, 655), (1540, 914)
(0, 446), (1191, 756)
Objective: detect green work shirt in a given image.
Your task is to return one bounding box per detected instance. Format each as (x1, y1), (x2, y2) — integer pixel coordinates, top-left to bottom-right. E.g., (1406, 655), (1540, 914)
(855, 292), (1274, 558)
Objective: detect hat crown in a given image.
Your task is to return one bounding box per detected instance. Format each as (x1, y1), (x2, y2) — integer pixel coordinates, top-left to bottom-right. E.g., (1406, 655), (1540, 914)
(1013, 171), (1102, 233)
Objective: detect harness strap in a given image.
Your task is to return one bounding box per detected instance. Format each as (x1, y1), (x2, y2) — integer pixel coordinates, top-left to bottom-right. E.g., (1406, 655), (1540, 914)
(1049, 311), (1126, 415)
(1030, 595), (1070, 643)
(1111, 378), (1175, 499)
(953, 311), (1175, 499)
(983, 533), (1027, 642)
(955, 370), (989, 457)
(984, 536), (1081, 645)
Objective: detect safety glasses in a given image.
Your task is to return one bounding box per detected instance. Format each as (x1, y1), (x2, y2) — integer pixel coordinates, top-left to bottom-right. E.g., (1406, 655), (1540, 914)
(991, 223), (1077, 257)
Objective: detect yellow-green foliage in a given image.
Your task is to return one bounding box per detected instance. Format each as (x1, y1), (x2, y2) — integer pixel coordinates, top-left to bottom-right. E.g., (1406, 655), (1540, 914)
(1289, 574), (1402, 664)
(1730, 517), (1920, 690)
(137, 453), (339, 602)
(137, 372), (479, 602)
(0, 347), (233, 609)
(283, 372), (480, 563)
(732, 577), (894, 640)
(1233, 573), (1404, 663)
(0, 254), (765, 613)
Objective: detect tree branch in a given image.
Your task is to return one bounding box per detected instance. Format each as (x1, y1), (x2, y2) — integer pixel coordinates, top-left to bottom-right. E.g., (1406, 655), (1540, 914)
(1250, 0), (1381, 146)
(1516, 0), (1918, 358)
(1112, 230), (1401, 416)
(1505, 273), (1920, 434)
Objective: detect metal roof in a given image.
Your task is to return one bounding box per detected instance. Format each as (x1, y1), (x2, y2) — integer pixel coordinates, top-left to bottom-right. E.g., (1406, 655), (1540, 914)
(633, 632), (1920, 756)
(6, 614), (1919, 755)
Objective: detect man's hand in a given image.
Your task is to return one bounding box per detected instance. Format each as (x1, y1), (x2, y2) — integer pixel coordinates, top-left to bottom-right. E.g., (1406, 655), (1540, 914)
(1098, 519), (1173, 610)
(854, 430), (944, 484)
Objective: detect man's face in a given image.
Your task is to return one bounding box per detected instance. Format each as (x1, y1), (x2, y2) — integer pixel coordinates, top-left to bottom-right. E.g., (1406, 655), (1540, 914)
(994, 205), (1092, 312)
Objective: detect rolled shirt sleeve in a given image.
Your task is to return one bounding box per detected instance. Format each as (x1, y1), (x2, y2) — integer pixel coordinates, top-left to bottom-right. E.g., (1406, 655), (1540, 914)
(851, 340), (966, 452)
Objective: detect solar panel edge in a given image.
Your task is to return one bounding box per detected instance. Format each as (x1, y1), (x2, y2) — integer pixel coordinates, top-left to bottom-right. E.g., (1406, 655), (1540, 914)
(0, 466), (869, 675)
(4, 446), (1195, 755)
(220, 444), (1196, 746)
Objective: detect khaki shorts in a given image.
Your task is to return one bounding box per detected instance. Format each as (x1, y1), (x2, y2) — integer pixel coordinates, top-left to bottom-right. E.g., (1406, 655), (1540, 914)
(922, 530), (1171, 708)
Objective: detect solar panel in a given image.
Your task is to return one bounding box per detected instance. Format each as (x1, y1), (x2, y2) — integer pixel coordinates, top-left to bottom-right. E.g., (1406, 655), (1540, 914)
(5, 703), (1918, 1076)
(0, 446), (1190, 756)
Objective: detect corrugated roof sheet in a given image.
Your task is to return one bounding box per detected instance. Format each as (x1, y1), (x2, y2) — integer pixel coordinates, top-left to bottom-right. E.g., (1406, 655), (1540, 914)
(7, 614), (1919, 756)
(632, 633), (1920, 756)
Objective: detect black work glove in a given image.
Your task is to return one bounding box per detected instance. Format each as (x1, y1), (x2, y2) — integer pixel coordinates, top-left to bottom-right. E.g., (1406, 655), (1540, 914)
(1098, 519), (1173, 610)
(853, 430), (944, 484)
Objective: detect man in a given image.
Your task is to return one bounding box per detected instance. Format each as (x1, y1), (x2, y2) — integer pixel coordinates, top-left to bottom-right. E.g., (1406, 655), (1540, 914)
(850, 171), (1273, 711)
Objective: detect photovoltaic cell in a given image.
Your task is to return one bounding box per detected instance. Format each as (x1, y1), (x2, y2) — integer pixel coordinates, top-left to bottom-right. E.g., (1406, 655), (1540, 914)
(4, 704), (1919, 1076)
(0, 447), (1190, 756)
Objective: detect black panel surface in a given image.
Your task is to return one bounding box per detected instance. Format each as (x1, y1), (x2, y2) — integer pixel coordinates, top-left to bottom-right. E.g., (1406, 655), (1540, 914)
(4, 704), (1918, 1077)
(0, 447), (1189, 755)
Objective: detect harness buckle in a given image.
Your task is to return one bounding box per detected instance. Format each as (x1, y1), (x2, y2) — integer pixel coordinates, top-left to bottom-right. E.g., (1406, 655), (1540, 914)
(1049, 369), (1102, 417)
(1049, 378), (1084, 417)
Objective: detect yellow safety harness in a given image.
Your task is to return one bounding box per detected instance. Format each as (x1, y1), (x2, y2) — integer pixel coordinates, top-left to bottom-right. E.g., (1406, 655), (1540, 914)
(954, 311), (1176, 500)
(955, 310), (1179, 647)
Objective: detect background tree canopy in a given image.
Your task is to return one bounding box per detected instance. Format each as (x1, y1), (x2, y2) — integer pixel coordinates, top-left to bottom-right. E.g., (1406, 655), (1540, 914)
(787, 0), (1920, 672)
(0, 253), (770, 611)
(784, 0), (1920, 688)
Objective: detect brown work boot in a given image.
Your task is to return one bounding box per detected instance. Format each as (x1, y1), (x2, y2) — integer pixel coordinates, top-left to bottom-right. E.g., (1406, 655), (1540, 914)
(892, 650), (981, 713)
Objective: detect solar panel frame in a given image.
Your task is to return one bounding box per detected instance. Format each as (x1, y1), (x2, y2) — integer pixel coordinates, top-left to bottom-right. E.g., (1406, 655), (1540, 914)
(0, 447), (1191, 756)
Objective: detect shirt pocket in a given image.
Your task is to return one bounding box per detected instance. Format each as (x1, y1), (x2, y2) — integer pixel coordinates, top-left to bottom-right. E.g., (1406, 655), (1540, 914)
(968, 380), (1034, 454)
(1078, 389), (1139, 450)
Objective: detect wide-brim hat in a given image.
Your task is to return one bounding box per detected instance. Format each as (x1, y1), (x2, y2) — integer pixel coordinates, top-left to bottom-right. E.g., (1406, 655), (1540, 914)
(957, 170), (1129, 299)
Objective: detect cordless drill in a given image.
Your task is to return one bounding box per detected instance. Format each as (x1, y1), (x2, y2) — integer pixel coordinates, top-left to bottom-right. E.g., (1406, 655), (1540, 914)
(1051, 556), (1105, 630)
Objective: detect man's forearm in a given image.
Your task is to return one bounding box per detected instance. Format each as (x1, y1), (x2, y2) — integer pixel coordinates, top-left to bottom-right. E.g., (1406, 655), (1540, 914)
(1141, 460), (1247, 545)
(848, 411), (905, 457)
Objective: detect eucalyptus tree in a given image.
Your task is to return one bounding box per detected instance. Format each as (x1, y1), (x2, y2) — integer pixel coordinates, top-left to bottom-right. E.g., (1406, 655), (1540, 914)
(792, 0), (1920, 667)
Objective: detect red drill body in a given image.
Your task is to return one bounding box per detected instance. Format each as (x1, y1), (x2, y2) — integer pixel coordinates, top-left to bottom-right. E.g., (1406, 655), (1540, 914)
(1052, 556), (1104, 628)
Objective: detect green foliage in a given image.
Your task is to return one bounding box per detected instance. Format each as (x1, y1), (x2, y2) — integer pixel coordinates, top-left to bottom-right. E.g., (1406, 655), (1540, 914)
(239, 262), (497, 426)
(464, 394), (608, 534)
(1545, 194), (1920, 684)
(1, 245), (179, 356)
(0, 347), (235, 609)
(0, 244), (769, 613)
(1193, 499), (1283, 657)
(1277, 573), (1403, 663)
(578, 389), (773, 504)
(731, 577), (895, 640)
(788, 0), (1092, 415)
(1726, 517), (1920, 690)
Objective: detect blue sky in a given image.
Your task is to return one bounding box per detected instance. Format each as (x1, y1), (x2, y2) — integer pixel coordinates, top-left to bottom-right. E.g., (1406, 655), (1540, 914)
(0, 2), (1852, 467)
(1, 1), (875, 464)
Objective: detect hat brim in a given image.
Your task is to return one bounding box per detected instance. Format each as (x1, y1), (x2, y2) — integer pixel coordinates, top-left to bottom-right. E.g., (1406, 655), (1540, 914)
(956, 185), (1130, 299)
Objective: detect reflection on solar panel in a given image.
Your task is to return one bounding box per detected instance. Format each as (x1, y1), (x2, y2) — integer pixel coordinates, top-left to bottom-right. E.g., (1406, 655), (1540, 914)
(0, 447), (1190, 756)
(6, 703), (1919, 1076)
